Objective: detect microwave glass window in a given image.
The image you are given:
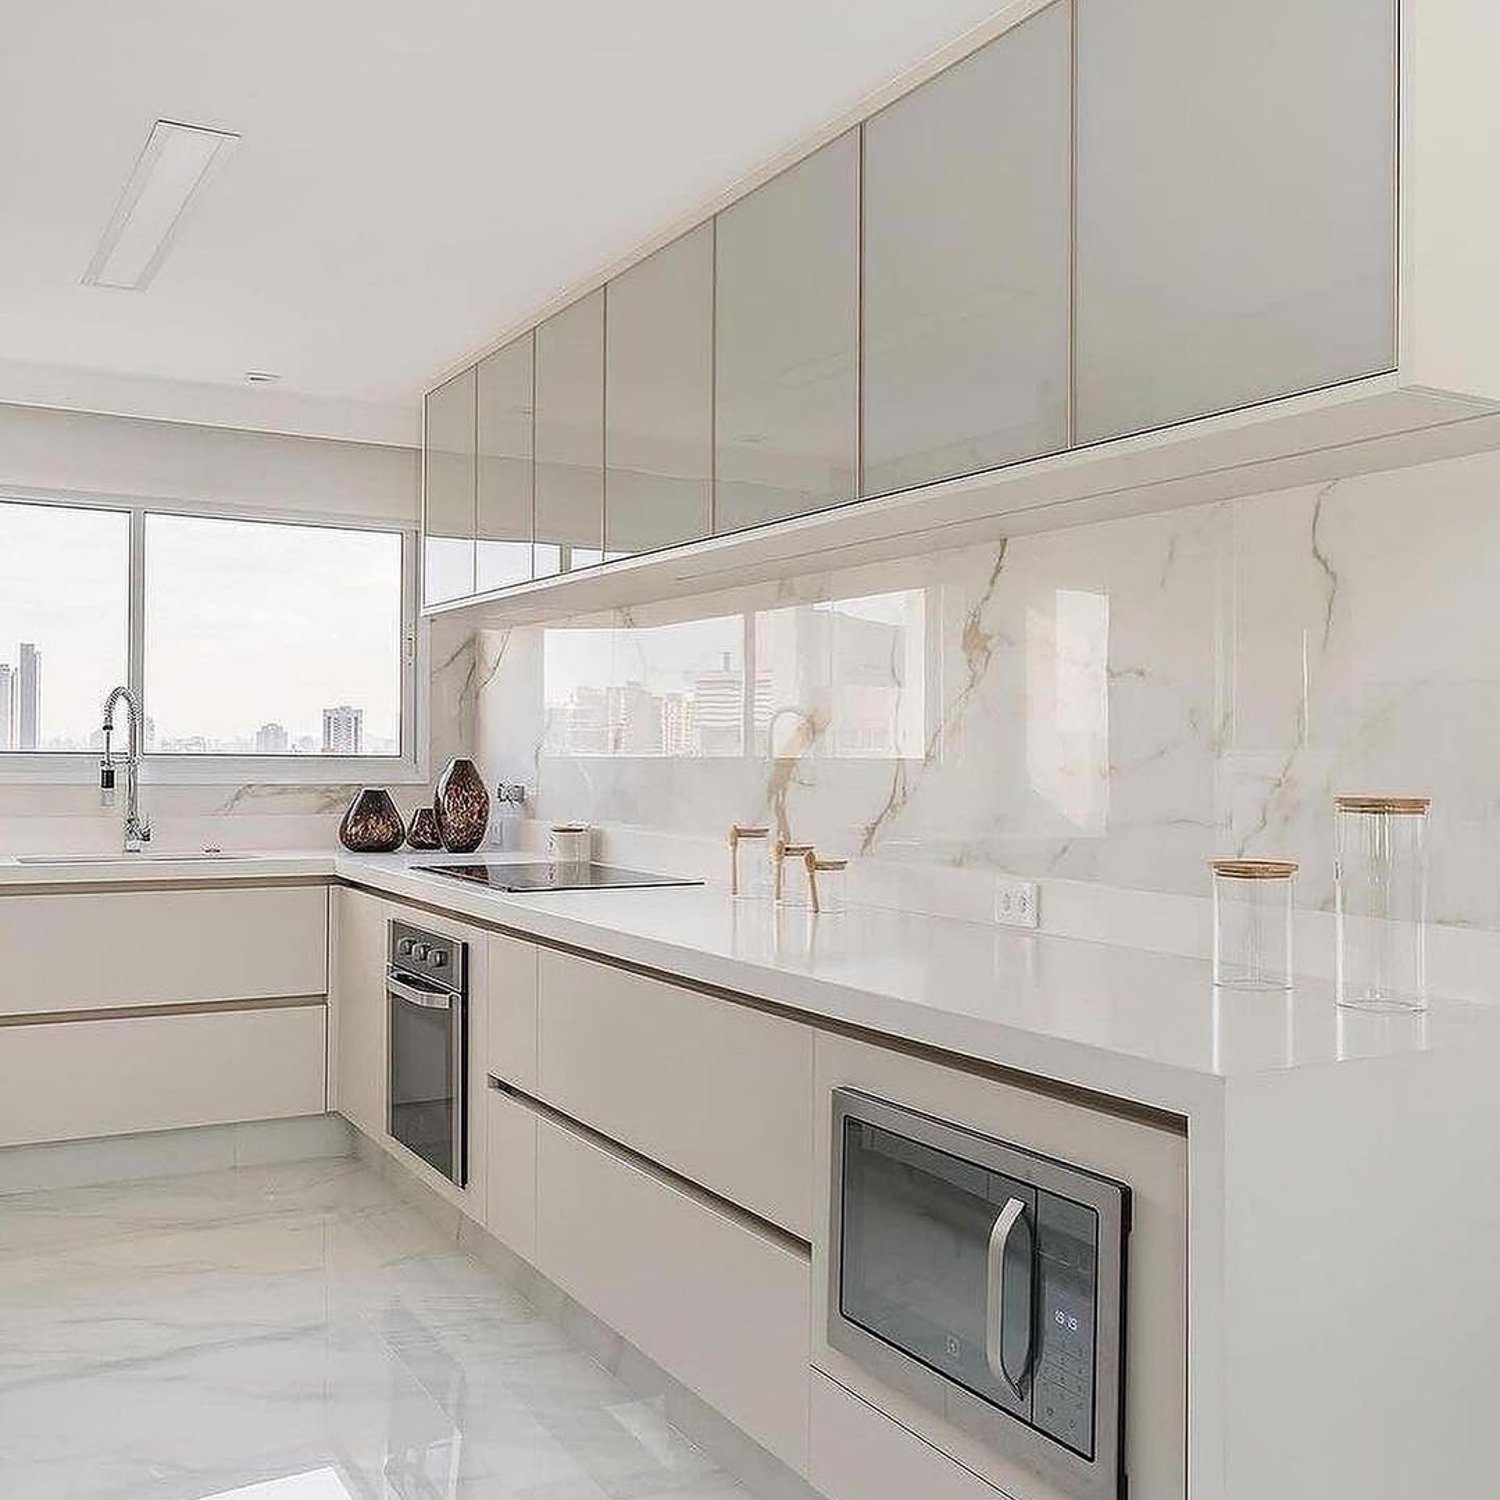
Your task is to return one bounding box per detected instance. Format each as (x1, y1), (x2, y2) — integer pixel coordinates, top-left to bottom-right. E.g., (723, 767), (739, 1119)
(839, 1117), (1037, 1416)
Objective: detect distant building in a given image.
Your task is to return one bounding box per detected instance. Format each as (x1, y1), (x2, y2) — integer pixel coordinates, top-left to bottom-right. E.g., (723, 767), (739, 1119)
(0, 663), (13, 751)
(255, 722), (290, 754)
(16, 643), (40, 751)
(608, 682), (663, 755)
(693, 652), (745, 757)
(321, 705), (363, 754)
(660, 692), (695, 757)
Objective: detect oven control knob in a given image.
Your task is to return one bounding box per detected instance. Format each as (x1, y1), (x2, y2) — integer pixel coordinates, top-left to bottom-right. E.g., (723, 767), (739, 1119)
(411, 943), (429, 961)
(430, 950), (448, 967)
(396, 937), (415, 956)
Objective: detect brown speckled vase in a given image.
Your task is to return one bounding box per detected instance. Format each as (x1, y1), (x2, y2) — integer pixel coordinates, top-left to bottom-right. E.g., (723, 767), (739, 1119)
(338, 787), (405, 853)
(435, 758), (490, 854)
(406, 804), (442, 850)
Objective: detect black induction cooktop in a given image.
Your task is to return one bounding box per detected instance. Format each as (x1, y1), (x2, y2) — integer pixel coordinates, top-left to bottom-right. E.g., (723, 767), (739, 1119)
(416, 861), (703, 893)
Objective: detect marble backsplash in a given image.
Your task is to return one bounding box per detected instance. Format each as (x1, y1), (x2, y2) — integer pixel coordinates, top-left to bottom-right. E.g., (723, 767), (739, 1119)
(464, 444), (1500, 937)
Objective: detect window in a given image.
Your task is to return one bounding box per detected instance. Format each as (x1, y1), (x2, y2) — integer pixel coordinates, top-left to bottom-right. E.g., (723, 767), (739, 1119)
(0, 501), (130, 752)
(0, 498), (413, 774)
(145, 515), (404, 755)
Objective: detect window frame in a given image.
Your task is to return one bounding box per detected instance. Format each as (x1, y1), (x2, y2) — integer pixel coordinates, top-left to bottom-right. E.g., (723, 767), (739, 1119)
(0, 490), (423, 786)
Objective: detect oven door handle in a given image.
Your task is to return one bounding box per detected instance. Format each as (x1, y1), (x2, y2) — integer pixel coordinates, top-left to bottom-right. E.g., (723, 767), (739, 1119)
(388, 974), (458, 1010)
(985, 1196), (1034, 1398)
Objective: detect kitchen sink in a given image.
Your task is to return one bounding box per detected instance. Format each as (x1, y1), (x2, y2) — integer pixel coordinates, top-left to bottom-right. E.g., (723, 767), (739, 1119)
(13, 851), (255, 865)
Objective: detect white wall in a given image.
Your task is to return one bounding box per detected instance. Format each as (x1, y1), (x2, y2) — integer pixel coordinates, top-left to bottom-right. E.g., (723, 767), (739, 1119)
(0, 401), (418, 526)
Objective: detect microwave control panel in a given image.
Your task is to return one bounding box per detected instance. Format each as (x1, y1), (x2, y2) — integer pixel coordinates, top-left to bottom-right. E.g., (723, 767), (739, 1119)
(1031, 1192), (1100, 1459)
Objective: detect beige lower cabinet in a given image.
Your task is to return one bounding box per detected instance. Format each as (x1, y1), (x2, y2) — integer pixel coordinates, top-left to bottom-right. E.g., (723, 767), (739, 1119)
(534, 1113), (811, 1473)
(0, 1002), (326, 1148)
(331, 884), (391, 1138)
(534, 949), (814, 1236)
(810, 1371), (1006, 1500)
(0, 884), (328, 1018)
(485, 1085), (538, 1260)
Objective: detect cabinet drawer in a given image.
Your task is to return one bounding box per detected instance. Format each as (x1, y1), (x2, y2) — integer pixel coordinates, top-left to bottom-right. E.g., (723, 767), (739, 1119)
(535, 949), (814, 1236)
(0, 1002), (327, 1147)
(0, 885), (328, 1017)
(485, 1086), (537, 1260)
(810, 1371), (1003, 1500)
(535, 1114), (811, 1473)
(487, 933), (538, 1090)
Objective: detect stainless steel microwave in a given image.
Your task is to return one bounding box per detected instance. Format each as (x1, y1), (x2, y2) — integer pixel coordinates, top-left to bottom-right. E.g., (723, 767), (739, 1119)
(828, 1089), (1130, 1500)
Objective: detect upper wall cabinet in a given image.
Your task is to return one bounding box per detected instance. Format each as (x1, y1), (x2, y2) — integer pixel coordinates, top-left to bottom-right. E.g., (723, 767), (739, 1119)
(535, 291), (605, 577)
(861, 3), (1071, 498)
(715, 132), (859, 533)
(422, 367), (476, 608)
(477, 334), (534, 593)
(605, 225), (714, 555)
(1074, 0), (1398, 444)
(423, 0), (1500, 615)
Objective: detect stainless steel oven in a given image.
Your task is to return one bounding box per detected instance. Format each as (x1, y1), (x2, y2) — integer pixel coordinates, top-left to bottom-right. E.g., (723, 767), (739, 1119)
(828, 1090), (1129, 1500)
(387, 920), (467, 1188)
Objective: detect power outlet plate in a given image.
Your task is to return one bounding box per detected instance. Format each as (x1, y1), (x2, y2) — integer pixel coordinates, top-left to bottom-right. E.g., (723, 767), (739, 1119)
(995, 877), (1040, 930)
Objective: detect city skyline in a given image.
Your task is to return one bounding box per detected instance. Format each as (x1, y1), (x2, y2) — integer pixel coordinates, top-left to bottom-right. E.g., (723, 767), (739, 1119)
(1, 500), (403, 754)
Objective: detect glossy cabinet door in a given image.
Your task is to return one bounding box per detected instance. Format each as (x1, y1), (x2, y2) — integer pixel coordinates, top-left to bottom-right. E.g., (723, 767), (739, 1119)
(476, 334), (534, 592)
(715, 132), (858, 532)
(422, 367), (476, 606)
(534, 290), (604, 576)
(605, 225), (713, 555)
(862, 3), (1071, 498)
(1074, 0), (1397, 444)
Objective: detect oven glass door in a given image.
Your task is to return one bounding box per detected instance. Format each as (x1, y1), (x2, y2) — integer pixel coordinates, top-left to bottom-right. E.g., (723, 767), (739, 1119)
(839, 1113), (1039, 1420)
(388, 973), (465, 1186)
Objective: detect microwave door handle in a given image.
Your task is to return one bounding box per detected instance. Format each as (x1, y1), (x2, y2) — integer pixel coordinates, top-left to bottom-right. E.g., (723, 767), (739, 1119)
(985, 1196), (1034, 1398)
(388, 975), (456, 1010)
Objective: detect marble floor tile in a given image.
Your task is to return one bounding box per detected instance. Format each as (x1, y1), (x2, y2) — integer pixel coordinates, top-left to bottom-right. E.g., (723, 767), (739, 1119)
(0, 1157), (752, 1500)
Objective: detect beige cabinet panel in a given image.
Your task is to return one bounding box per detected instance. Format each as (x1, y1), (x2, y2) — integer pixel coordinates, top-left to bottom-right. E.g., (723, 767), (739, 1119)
(535, 1115), (811, 1472)
(0, 1003), (326, 1148)
(423, 367), (477, 605)
(535, 949), (814, 1237)
(477, 334), (535, 593)
(810, 1371), (1004, 1500)
(534, 290), (604, 575)
(485, 1085), (537, 1260)
(1074, 0), (1397, 442)
(715, 131), (858, 533)
(605, 225), (713, 554)
(0, 884), (327, 1018)
(486, 932), (538, 1091)
(331, 884), (389, 1139)
(862, 3), (1071, 496)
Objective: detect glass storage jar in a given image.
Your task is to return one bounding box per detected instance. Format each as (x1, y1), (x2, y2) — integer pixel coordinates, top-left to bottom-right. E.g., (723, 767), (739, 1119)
(774, 842), (816, 906)
(808, 856), (848, 916)
(1211, 859), (1297, 990)
(1334, 795), (1430, 1011)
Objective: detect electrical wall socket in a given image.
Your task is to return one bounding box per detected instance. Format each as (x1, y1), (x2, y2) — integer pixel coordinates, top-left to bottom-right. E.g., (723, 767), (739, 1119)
(995, 877), (1040, 930)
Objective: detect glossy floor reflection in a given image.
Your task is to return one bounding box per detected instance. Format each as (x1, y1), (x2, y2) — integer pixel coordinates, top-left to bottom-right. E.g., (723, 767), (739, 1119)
(0, 1156), (751, 1499)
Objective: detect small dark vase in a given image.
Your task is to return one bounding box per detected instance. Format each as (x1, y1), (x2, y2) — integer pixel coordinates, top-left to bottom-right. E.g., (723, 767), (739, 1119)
(339, 787), (405, 853)
(435, 757), (490, 853)
(406, 804), (442, 850)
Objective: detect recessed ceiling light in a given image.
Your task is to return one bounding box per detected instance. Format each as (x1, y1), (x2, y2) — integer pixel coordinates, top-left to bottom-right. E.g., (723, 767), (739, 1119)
(82, 119), (239, 291)
(244, 370), (282, 385)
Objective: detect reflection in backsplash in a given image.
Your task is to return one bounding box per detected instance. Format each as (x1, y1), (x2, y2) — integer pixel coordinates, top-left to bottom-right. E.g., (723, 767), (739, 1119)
(467, 444), (1500, 932)
(538, 590), (928, 763)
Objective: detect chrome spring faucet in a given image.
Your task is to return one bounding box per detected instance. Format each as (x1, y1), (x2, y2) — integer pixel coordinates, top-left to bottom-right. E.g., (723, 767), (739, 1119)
(100, 685), (152, 853)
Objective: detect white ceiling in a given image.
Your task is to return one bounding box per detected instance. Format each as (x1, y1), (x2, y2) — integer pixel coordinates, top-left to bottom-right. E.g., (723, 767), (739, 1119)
(0, 0), (1004, 446)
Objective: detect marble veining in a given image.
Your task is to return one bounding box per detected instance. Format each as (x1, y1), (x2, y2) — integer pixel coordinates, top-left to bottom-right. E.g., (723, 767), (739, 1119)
(465, 444), (1500, 933)
(0, 1156), (750, 1500)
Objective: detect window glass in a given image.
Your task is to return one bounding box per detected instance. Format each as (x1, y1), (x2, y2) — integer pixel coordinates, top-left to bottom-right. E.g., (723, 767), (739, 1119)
(0, 501), (129, 752)
(145, 515), (403, 755)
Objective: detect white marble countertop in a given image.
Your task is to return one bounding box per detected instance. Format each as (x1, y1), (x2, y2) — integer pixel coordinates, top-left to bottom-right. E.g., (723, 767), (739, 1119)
(7, 846), (1498, 1111)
